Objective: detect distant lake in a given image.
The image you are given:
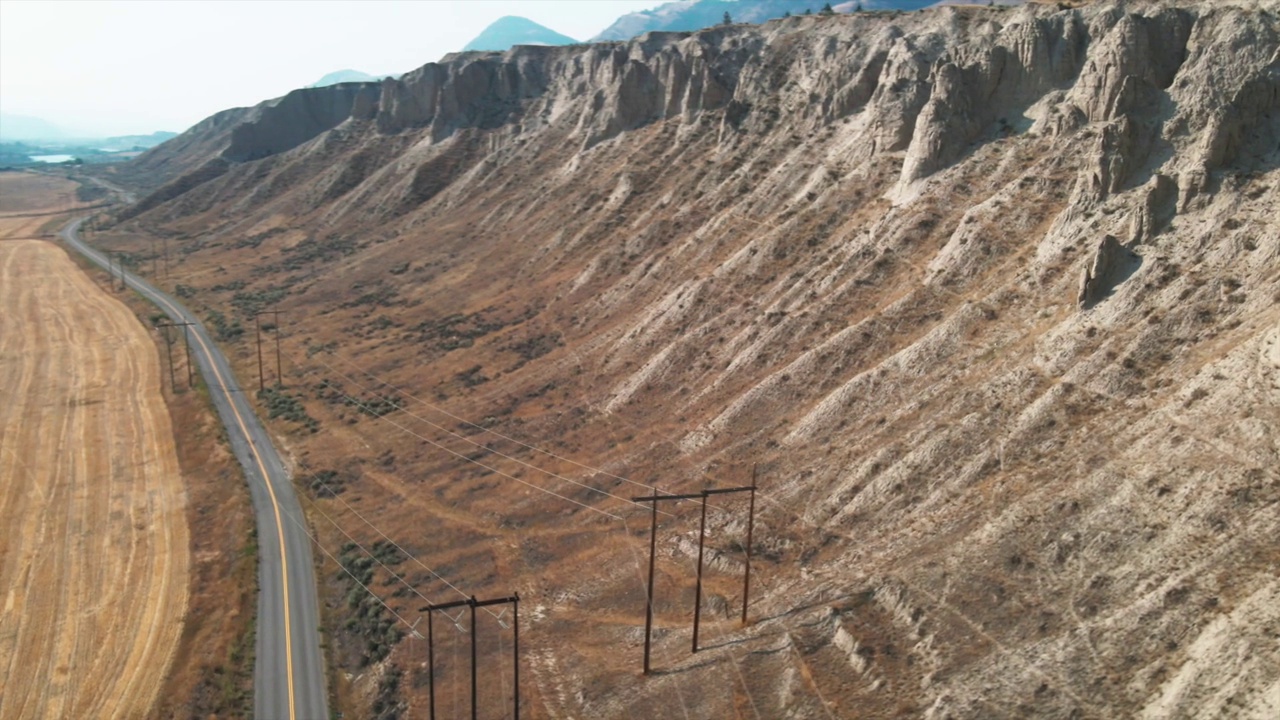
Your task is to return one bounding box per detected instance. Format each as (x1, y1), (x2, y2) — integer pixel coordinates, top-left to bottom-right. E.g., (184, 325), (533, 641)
(31, 154), (75, 163)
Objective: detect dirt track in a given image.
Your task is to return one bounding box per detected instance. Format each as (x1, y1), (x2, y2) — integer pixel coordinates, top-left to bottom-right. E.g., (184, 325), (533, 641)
(0, 180), (190, 719)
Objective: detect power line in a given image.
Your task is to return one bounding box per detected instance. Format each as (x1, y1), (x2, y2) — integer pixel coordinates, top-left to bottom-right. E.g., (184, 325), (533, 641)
(291, 456), (506, 621)
(280, 347), (624, 521)
(322, 349), (652, 490)
(296, 459), (471, 601)
(288, 307), (769, 522)
(296, 468), (445, 615)
(277, 487), (416, 632)
(312, 346), (742, 519)
(325, 326), (762, 520)
(306, 352), (677, 519)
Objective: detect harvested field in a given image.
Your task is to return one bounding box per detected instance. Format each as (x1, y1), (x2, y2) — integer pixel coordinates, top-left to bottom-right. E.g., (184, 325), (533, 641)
(0, 172), (88, 243)
(0, 172), (81, 214)
(0, 181), (191, 719)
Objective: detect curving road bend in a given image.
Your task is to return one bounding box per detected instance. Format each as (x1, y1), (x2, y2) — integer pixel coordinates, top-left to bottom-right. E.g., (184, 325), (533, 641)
(59, 217), (327, 720)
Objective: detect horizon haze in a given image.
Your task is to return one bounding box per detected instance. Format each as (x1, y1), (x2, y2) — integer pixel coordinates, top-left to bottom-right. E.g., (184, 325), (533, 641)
(0, 0), (659, 138)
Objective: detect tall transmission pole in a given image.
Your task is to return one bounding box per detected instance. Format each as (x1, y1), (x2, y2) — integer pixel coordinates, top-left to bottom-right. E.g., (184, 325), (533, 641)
(630, 490), (702, 674)
(254, 309), (283, 391)
(632, 477), (761, 670)
(743, 464), (758, 626)
(693, 484), (755, 652)
(420, 593), (520, 720)
(421, 598), (470, 720)
(106, 251), (125, 291)
(158, 321), (196, 390)
(159, 323), (176, 389)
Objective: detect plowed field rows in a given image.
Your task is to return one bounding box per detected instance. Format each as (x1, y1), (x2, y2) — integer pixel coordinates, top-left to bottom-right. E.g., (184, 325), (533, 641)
(0, 175), (190, 719)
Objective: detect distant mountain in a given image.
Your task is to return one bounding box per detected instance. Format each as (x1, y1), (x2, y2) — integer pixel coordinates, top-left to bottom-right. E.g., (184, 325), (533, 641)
(590, 0), (987, 41)
(0, 113), (68, 142)
(926, 0), (1025, 5)
(462, 16), (577, 52)
(310, 69), (388, 88)
(101, 131), (178, 150)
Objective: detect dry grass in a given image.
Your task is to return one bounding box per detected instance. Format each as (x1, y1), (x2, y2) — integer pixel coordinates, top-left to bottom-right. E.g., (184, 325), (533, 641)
(0, 172), (256, 719)
(93, 265), (260, 719)
(0, 236), (190, 720)
(93, 5), (1280, 716)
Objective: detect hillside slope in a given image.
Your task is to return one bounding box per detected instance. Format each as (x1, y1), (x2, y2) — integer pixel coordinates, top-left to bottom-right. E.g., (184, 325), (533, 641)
(106, 2), (1279, 717)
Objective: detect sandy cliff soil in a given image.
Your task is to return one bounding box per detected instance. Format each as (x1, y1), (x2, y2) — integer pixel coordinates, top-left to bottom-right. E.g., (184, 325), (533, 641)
(98, 1), (1279, 717)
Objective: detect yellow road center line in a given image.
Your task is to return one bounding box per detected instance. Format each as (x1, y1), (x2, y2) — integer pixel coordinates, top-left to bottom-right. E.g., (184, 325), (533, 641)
(150, 283), (298, 719)
(64, 218), (298, 718)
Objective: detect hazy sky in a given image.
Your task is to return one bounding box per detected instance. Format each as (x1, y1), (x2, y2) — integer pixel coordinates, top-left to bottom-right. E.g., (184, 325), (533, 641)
(0, 0), (661, 137)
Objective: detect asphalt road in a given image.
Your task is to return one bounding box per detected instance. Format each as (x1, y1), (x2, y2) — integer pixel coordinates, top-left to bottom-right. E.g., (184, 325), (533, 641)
(59, 218), (328, 720)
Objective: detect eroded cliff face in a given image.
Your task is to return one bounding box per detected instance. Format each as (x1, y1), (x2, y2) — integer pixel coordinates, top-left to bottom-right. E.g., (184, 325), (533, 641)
(112, 2), (1279, 718)
(137, 2), (1278, 208)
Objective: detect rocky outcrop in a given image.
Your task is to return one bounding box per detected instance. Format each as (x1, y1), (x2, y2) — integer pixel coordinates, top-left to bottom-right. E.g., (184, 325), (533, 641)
(374, 33), (749, 147)
(902, 10), (1088, 183)
(136, 1), (1278, 207)
(1129, 172), (1178, 244)
(1068, 9), (1192, 124)
(1197, 62), (1280, 172)
(1077, 234), (1138, 308)
(223, 83), (380, 162)
(1083, 115), (1146, 201)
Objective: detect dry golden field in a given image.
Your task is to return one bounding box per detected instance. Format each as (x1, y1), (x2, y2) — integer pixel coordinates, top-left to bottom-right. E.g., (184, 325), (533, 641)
(0, 173), (190, 719)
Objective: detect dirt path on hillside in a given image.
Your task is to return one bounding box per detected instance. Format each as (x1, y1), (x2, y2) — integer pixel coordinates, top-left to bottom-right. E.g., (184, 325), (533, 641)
(0, 203), (191, 717)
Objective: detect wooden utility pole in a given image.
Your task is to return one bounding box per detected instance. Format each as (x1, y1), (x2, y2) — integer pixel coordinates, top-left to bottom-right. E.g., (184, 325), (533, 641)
(692, 484), (755, 652)
(159, 323), (176, 389)
(632, 477), (762, 670)
(420, 598), (470, 720)
(420, 593), (520, 720)
(471, 594), (521, 720)
(254, 310), (283, 391)
(630, 490), (702, 674)
(181, 322), (194, 387)
(646, 494), (658, 671)
(743, 464), (758, 625)
(154, 319), (177, 386)
(470, 597), (477, 719)
(158, 321), (195, 390)
(107, 252), (125, 291)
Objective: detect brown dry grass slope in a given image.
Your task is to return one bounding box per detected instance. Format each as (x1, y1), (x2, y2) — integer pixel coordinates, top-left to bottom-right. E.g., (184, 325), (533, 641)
(95, 2), (1280, 717)
(0, 219), (191, 716)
